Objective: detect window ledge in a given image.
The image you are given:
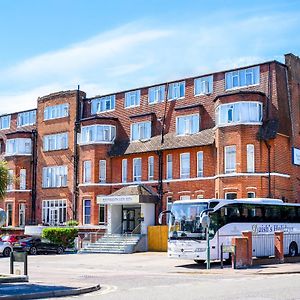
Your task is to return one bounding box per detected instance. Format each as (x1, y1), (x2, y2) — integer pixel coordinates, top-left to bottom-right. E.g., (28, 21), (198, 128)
(79, 141), (114, 146)
(4, 153), (32, 157)
(168, 96), (185, 101)
(216, 122), (262, 128)
(225, 83), (259, 91)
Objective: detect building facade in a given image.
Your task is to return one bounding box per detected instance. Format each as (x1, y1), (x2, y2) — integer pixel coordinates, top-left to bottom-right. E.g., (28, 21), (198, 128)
(1, 53), (300, 235)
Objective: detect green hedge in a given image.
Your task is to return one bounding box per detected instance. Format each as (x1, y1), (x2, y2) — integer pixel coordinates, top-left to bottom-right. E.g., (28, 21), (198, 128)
(42, 227), (78, 248)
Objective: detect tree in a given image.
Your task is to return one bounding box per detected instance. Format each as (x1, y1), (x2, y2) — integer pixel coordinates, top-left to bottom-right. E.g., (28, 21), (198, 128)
(0, 160), (8, 200)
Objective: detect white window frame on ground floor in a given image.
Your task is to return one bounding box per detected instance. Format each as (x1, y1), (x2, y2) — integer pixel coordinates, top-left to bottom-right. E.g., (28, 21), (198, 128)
(42, 199), (67, 226)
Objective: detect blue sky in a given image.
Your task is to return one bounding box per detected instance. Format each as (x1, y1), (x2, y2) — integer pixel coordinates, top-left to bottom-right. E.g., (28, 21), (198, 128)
(0, 0), (300, 114)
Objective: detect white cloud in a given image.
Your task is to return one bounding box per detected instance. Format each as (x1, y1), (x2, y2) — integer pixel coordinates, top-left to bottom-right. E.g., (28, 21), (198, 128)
(0, 11), (300, 114)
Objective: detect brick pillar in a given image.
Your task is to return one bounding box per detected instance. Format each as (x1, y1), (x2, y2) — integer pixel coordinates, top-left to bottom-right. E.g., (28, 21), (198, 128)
(242, 231), (253, 266)
(274, 231), (284, 263)
(232, 237), (249, 269)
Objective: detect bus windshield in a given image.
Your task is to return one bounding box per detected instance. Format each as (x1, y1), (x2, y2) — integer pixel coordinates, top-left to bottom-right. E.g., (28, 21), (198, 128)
(170, 202), (208, 240)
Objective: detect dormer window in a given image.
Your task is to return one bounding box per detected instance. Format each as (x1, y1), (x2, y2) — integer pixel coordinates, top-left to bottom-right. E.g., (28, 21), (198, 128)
(91, 95), (115, 114)
(17, 110), (36, 127)
(176, 114), (199, 135)
(168, 81), (185, 100)
(0, 115), (11, 130)
(225, 66), (260, 90)
(194, 75), (213, 95)
(148, 85), (165, 104)
(125, 90), (140, 108)
(131, 121), (151, 141)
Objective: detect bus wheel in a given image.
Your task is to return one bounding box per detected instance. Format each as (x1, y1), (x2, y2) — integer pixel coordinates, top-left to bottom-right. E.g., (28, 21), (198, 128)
(194, 260), (205, 264)
(289, 242), (298, 257)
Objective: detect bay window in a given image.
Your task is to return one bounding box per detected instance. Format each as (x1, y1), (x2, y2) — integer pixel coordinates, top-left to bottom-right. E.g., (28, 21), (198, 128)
(216, 102), (262, 126)
(80, 125), (116, 144)
(5, 138), (32, 156)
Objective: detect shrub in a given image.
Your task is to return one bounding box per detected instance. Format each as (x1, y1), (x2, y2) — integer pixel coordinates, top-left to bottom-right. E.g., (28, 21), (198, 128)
(66, 219), (79, 227)
(42, 227), (78, 248)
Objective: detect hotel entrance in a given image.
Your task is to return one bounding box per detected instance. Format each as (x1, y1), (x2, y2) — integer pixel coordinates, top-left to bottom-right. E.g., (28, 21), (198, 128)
(122, 206), (141, 233)
(97, 184), (158, 236)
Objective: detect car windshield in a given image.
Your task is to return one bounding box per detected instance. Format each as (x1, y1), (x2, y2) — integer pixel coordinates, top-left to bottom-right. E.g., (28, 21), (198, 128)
(169, 202), (208, 240)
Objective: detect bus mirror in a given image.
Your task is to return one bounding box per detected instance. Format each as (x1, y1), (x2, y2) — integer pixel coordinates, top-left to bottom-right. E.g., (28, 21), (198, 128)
(201, 215), (211, 229)
(158, 210), (173, 225)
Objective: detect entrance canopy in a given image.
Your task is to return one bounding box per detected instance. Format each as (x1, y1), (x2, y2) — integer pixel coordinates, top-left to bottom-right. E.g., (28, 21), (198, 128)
(97, 184), (159, 205)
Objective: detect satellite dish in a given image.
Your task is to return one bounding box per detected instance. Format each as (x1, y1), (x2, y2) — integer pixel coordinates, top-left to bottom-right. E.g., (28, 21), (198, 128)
(0, 209), (6, 227)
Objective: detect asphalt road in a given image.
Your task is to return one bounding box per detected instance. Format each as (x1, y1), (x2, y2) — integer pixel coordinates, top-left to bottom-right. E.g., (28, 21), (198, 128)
(0, 252), (300, 300)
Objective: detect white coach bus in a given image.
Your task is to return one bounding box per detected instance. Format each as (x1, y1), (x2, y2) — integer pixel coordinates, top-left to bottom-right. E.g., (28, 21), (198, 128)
(162, 198), (300, 263)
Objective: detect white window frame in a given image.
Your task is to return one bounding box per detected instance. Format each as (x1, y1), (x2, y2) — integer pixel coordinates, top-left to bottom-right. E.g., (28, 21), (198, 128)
(42, 165), (68, 188)
(99, 160), (106, 183)
(225, 66), (260, 90)
(19, 203), (26, 227)
(7, 170), (14, 190)
(148, 85), (165, 104)
(42, 199), (67, 225)
(0, 115), (11, 130)
(197, 151), (203, 177)
(168, 81), (185, 100)
(247, 144), (255, 173)
(91, 95), (115, 114)
(125, 90), (141, 108)
(176, 114), (200, 136)
(225, 192), (237, 200)
(247, 192), (256, 198)
(6, 202), (13, 226)
(83, 199), (92, 225)
(215, 101), (263, 127)
(43, 132), (68, 151)
(17, 110), (36, 127)
(131, 121), (151, 141)
(133, 158), (142, 182)
(194, 75), (213, 96)
(180, 153), (190, 179)
(80, 125), (116, 144)
(180, 195), (191, 200)
(5, 138), (32, 156)
(224, 145), (236, 174)
(166, 154), (172, 180)
(99, 203), (106, 225)
(122, 159), (127, 183)
(44, 103), (69, 121)
(20, 169), (26, 190)
(83, 160), (92, 183)
(148, 156), (154, 181)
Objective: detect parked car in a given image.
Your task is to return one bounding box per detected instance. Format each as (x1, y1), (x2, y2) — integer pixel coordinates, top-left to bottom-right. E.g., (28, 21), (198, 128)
(0, 234), (28, 245)
(13, 237), (64, 255)
(0, 241), (13, 257)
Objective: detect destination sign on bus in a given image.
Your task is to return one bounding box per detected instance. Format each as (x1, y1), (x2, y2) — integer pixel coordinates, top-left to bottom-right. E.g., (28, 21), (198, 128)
(252, 224), (294, 234)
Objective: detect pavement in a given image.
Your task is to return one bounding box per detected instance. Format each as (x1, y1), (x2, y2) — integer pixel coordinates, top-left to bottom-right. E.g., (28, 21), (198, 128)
(0, 252), (300, 299)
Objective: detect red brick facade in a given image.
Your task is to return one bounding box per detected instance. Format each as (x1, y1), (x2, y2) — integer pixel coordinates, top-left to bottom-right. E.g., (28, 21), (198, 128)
(1, 54), (300, 229)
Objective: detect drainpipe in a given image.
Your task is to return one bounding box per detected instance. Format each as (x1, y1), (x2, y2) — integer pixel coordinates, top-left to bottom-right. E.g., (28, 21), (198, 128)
(31, 129), (37, 224)
(264, 140), (272, 198)
(72, 86), (81, 220)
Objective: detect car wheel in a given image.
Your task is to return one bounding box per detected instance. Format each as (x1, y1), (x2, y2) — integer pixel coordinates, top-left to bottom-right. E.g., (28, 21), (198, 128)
(29, 246), (37, 255)
(3, 247), (11, 257)
(289, 242), (298, 257)
(56, 247), (64, 254)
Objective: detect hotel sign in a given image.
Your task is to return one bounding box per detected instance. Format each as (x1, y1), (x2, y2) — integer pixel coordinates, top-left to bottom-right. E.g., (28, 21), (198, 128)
(292, 147), (300, 166)
(97, 195), (140, 205)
